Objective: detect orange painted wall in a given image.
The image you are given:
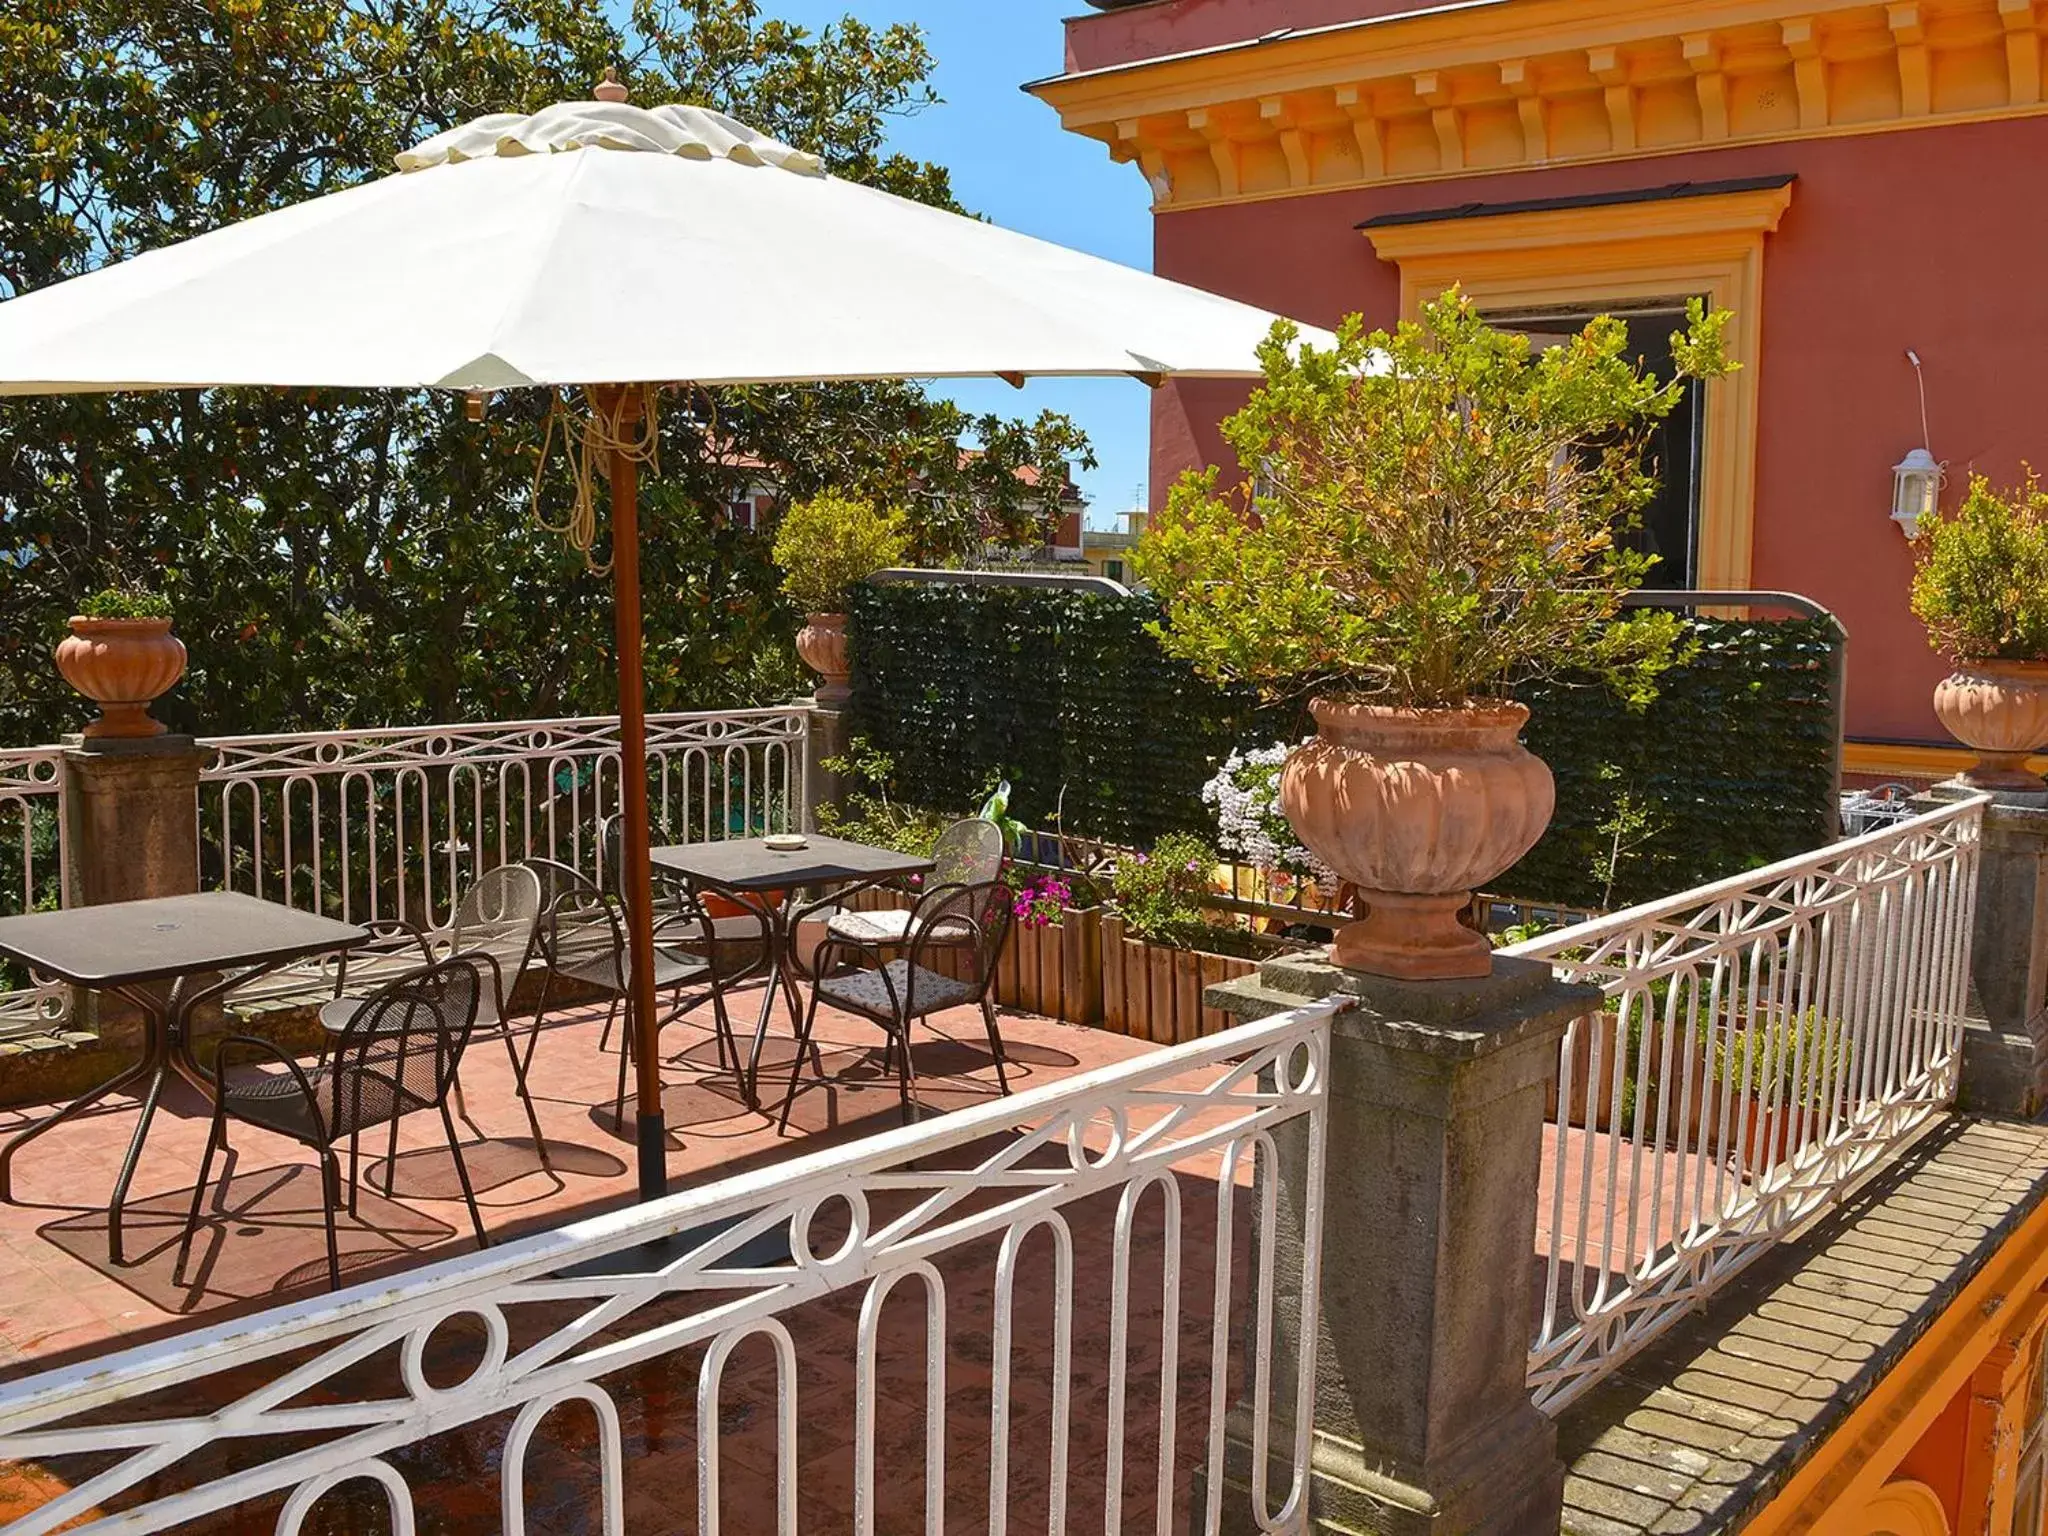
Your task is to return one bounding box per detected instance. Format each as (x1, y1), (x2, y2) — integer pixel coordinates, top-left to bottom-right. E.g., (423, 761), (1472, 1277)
(1141, 114), (2048, 743)
(1894, 1379), (1971, 1529)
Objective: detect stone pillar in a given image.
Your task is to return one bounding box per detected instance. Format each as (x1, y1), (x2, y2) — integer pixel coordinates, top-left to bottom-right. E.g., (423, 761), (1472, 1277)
(1206, 950), (1597, 1535)
(1923, 786), (2048, 1117)
(802, 701), (851, 834)
(62, 735), (210, 907)
(58, 736), (211, 1046)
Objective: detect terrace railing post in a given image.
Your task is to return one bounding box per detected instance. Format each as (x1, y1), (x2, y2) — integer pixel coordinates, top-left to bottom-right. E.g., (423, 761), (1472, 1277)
(59, 734), (210, 1041)
(60, 736), (208, 909)
(1207, 952), (1597, 1534)
(1934, 789), (2048, 1116)
(802, 698), (850, 834)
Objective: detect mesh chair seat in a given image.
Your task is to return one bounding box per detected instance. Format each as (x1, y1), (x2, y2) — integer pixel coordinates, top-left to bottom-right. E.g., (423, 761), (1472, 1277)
(555, 946), (709, 995)
(218, 1068), (330, 1141)
(815, 959), (979, 1022)
(319, 996), (364, 1035)
(322, 989), (510, 1035)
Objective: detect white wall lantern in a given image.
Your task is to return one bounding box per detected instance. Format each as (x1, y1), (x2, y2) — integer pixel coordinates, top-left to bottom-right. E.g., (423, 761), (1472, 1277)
(1892, 447), (1942, 540)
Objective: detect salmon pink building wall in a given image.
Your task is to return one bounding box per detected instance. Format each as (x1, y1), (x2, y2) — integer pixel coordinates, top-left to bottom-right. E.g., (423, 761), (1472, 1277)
(1064, 0), (1470, 72)
(1133, 113), (2048, 745)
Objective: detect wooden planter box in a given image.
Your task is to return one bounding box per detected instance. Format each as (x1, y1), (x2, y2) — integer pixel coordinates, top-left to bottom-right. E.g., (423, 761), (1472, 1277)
(1097, 914), (1260, 1045)
(833, 891), (1266, 1038)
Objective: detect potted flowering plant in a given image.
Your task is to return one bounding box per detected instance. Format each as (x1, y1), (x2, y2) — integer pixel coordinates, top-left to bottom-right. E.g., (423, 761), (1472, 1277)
(1136, 290), (1729, 979)
(1009, 872), (1074, 930)
(55, 585), (187, 739)
(1910, 472), (2048, 788)
(1107, 832), (1217, 944)
(1203, 742), (1337, 910)
(772, 491), (911, 706)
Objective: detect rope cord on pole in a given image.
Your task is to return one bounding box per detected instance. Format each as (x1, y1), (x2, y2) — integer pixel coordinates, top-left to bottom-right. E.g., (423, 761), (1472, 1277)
(529, 383), (662, 574)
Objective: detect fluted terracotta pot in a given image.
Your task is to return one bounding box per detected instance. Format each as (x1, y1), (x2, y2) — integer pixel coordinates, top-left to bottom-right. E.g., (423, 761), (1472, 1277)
(54, 617), (187, 739)
(1280, 698), (1555, 980)
(796, 612), (851, 707)
(1931, 660), (2048, 789)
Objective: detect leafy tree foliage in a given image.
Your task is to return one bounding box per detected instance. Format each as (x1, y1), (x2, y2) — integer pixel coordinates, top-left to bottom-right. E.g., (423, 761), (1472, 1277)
(0, 0), (1092, 741)
(1134, 292), (1729, 709)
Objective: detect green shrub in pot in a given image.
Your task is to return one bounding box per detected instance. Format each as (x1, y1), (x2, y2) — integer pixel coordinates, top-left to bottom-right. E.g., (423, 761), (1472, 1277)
(1133, 289), (1730, 979)
(1911, 473), (2048, 788)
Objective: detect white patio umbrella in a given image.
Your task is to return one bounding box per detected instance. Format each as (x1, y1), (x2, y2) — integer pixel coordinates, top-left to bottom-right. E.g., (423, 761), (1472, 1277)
(0, 82), (1331, 1195)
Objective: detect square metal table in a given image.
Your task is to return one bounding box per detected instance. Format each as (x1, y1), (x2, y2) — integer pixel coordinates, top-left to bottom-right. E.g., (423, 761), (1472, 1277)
(649, 835), (934, 1103)
(0, 891), (368, 1263)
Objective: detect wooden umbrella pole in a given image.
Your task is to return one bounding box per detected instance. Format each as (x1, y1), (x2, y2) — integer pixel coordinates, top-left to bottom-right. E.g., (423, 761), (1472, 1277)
(596, 383), (669, 1201)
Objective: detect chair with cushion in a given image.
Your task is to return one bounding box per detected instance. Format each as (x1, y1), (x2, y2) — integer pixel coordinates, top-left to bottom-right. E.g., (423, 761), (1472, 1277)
(825, 817), (1005, 949)
(780, 877), (1012, 1129)
(177, 954), (492, 1290)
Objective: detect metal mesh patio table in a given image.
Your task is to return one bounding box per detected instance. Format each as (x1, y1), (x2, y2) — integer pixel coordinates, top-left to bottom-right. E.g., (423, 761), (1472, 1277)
(0, 891), (368, 1263)
(649, 835), (934, 1104)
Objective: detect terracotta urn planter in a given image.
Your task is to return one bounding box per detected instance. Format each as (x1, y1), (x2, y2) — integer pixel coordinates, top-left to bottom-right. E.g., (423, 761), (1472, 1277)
(796, 612), (851, 707)
(1931, 660), (2048, 789)
(53, 617), (188, 739)
(1279, 698), (1555, 980)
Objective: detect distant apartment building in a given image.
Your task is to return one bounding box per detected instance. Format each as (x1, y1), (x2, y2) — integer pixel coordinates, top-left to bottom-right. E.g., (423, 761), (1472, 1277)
(1080, 504), (1150, 586)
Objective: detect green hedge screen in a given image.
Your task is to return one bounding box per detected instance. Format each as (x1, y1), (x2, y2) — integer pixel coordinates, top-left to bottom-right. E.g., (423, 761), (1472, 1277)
(846, 583), (1838, 910)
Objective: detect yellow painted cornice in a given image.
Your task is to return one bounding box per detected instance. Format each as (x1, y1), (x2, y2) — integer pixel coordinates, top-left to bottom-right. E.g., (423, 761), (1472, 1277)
(1842, 738), (2048, 779)
(1033, 0), (2047, 209)
(1362, 178), (1794, 258)
(1742, 1169), (2048, 1532)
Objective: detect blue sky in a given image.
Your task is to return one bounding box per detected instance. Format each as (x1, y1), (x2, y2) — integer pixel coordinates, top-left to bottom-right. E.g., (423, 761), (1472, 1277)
(755, 0), (1154, 527)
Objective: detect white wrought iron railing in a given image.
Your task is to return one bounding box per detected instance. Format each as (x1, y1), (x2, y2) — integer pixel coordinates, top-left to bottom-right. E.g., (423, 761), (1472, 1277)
(197, 707), (809, 935)
(1504, 794), (1986, 1414)
(0, 747), (69, 1040)
(0, 1002), (1334, 1536)
(0, 711), (807, 1035)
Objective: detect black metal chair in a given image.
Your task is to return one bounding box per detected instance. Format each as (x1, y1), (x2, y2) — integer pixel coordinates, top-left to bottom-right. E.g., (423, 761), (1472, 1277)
(177, 954), (492, 1290)
(523, 859), (698, 1070)
(521, 855), (773, 1123)
(320, 866), (552, 1174)
(780, 878), (1012, 1129)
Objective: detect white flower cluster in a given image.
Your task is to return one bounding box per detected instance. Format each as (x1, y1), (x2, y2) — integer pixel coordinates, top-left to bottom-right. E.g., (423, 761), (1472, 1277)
(1201, 741), (1337, 893)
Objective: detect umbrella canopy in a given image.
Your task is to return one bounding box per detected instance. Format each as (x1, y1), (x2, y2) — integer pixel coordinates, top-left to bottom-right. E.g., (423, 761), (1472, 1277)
(0, 92), (1331, 1202)
(0, 99), (1329, 394)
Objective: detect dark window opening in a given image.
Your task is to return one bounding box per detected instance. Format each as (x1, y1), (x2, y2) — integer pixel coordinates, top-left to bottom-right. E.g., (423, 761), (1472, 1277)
(1486, 299), (1707, 591)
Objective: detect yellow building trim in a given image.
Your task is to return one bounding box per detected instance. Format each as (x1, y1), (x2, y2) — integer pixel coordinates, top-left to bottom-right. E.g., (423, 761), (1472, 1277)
(1033, 0), (2047, 209)
(1744, 1191), (2048, 1535)
(1362, 182), (1790, 590)
(1857, 1481), (1952, 1536)
(1841, 739), (2048, 779)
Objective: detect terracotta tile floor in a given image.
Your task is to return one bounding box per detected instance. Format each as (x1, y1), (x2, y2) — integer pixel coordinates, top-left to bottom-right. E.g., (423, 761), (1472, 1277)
(0, 979), (1754, 1534)
(0, 979), (1154, 1380)
(0, 981), (1272, 1534)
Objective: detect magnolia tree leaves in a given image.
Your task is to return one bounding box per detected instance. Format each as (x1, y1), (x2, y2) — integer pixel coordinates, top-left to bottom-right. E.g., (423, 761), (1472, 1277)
(0, 0), (1091, 740)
